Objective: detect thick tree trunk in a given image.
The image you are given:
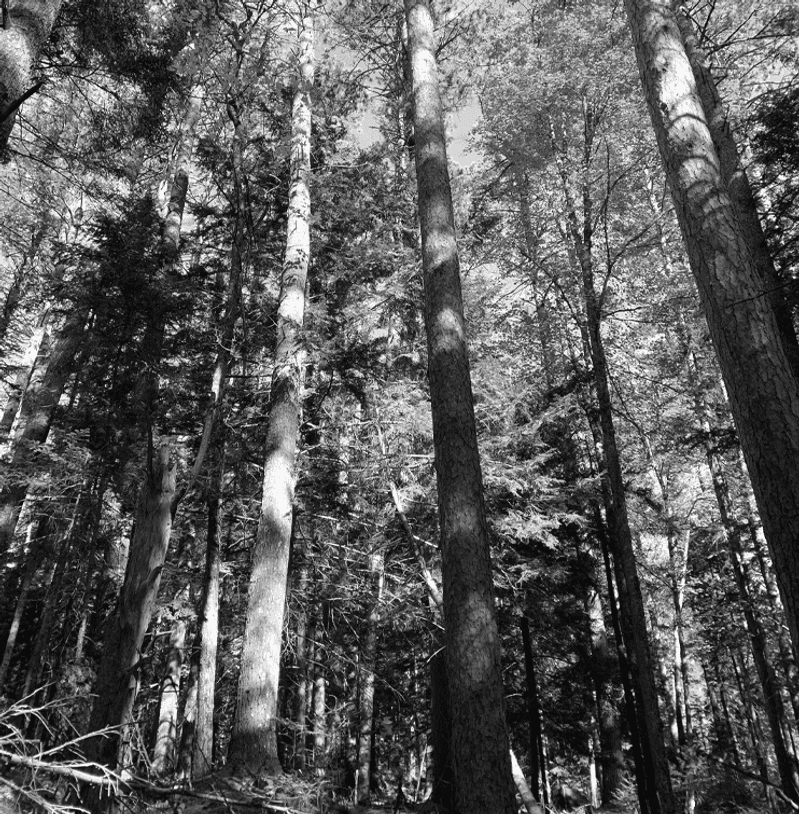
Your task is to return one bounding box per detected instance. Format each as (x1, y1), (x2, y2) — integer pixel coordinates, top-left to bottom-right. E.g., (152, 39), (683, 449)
(227, 6), (314, 775)
(404, 3), (516, 813)
(151, 616), (187, 777)
(81, 442), (176, 807)
(673, 6), (799, 379)
(0, 0), (63, 153)
(624, 0), (799, 671)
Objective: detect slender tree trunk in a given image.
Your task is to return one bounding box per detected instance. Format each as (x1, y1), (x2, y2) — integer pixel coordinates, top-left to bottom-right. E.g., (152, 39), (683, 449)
(585, 583), (625, 805)
(554, 125), (674, 814)
(293, 553), (310, 771)
(228, 6), (314, 774)
(521, 617), (543, 802)
(624, 0), (799, 670)
(0, 314), (48, 441)
(701, 423), (799, 800)
(0, 310), (85, 563)
(21, 526), (74, 696)
(357, 548), (384, 802)
(596, 511), (650, 814)
(81, 442), (176, 808)
(404, 3), (515, 812)
(0, 0), (63, 152)
(312, 626), (326, 774)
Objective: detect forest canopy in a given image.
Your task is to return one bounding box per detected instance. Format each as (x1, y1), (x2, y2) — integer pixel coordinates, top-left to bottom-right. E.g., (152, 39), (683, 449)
(0, 1), (798, 814)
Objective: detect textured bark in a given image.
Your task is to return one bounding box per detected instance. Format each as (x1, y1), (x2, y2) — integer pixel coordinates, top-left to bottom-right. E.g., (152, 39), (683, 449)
(624, 0), (799, 671)
(673, 7), (799, 380)
(404, 2), (516, 812)
(151, 616), (187, 777)
(0, 0), (63, 152)
(227, 6), (314, 775)
(81, 442), (176, 807)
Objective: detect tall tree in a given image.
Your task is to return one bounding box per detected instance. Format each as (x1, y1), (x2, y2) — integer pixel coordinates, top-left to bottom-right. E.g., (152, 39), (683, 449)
(404, 2), (516, 812)
(623, 0), (799, 674)
(227, 1), (315, 775)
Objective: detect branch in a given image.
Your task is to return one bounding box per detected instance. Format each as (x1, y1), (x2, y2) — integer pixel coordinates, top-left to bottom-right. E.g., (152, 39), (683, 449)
(0, 82), (45, 124)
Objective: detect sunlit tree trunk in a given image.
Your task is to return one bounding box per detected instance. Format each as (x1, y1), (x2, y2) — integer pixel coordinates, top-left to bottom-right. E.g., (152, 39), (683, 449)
(0, 0), (63, 152)
(151, 616), (187, 776)
(624, 0), (799, 677)
(673, 5), (799, 378)
(404, 3), (516, 812)
(227, 4), (314, 775)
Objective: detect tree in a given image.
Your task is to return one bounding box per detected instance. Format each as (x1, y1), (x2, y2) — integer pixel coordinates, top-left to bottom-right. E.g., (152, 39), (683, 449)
(227, 1), (315, 776)
(623, 0), (799, 680)
(0, 0), (63, 154)
(404, 2), (516, 812)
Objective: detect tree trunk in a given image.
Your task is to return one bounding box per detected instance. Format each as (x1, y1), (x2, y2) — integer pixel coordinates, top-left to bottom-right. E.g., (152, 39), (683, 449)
(151, 616), (187, 777)
(0, 0), (63, 152)
(404, 3), (516, 812)
(190, 486), (222, 778)
(585, 582), (625, 805)
(553, 119), (674, 814)
(672, 5), (799, 379)
(624, 0), (799, 672)
(227, 6), (314, 775)
(0, 310), (85, 564)
(357, 548), (384, 803)
(312, 625), (326, 773)
(700, 418), (799, 801)
(520, 617), (542, 802)
(80, 442), (176, 808)
(0, 314), (48, 441)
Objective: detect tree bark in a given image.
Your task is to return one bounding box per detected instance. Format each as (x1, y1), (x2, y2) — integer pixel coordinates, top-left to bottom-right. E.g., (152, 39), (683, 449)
(672, 6), (799, 380)
(0, 0), (63, 153)
(404, 3), (516, 812)
(624, 0), (799, 673)
(151, 616), (187, 777)
(80, 442), (176, 808)
(227, 5), (314, 775)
